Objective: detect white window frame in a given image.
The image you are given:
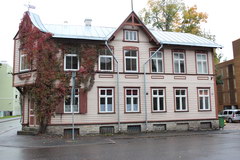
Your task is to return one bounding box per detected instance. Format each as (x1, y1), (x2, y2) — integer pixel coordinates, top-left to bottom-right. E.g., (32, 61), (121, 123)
(198, 89), (210, 111)
(99, 55), (113, 72)
(125, 88), (140, 112)
(64, 89), (79, 113)
(124, 50), (138, 73)
(99, 88), (114, 113)
(124, 30), (138, 41)
(175, 88), (188, 111)
(20, 53), (30, 72)
(152, 88), (165, 112)
(173, 52), (185, 73)
(64, 54), (79, 71)
(196, 53), (208, 74)
(151, 51), (164, 73)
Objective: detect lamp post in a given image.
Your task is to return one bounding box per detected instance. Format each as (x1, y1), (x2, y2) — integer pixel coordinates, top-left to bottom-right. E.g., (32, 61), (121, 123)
(71, 72), (76, 140)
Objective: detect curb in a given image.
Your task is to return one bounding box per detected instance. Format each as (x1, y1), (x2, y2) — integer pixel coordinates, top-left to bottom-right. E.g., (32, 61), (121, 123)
(0, 117), (21, 123)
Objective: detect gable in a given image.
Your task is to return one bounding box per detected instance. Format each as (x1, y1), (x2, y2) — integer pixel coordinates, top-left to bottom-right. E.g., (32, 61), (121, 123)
(108, 11), (159, 45)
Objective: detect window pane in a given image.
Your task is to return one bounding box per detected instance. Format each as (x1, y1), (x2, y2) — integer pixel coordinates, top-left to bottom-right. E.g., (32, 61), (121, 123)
(197, 54), (202, 60)
(176, 90), (180, 95)
(133, 90), (138, 95)
(74, 97), (78, 105)
(133, 31), (137, 40)
(203, 62), (207, 73)
(153, 90), (157, 95)
(200, 97), (203, 109)
(152, 59), (157, 72)
(182, 97), (186, 110)
(100, 98), (105, 111)
(133, 98), (138, 111)
(158, 90), (163, 95)
(181, 90), (185, 95)
(72, 56), (78, 69)
(73, 105), (78, 112)
(159, 97), (164, 110)
(202, 55), (207, 60)
(66, 56), (71, 69)
(65, 105), (71, 112)
(153, 97), (158, 110)
(101, 90), (105, 95)
(126, 59), (131, 70)
(125, 50), (130, 56)
(107, 89), (112, 95)
(198, 62), (202, 73)
(179, 54), (184, 59)
(176, 97), (180, 110)
(132, 59), (137, 71)
(131, 51), (137, 57)
(158, 60), (163, 72)
(205, 97), (209, 109)
(126, 31), (129, 40)
(126, 97), (131, 111)
(174, 60), (179, 73)
(204, 90), (208, 95)
(106, 57), (112, 70)
(180, 61), (185, 73)
(65, 97), (71, 105)
(127, 90), (131, 95)
(107, 98), (112, 111)
(174, 53), (179, 59)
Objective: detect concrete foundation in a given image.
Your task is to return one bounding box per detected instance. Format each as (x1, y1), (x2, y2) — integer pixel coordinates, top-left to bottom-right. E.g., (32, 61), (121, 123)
(46, 119), (219, 136)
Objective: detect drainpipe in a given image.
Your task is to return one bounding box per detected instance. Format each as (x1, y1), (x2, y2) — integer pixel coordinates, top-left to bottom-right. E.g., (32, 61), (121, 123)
(105, 41), (120, 132)
(143, 44), (163, 131)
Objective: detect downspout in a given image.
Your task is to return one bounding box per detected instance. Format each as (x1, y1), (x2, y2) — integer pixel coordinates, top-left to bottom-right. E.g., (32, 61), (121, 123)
(105, 41), (121, 132)
(143, 43), (163, 131)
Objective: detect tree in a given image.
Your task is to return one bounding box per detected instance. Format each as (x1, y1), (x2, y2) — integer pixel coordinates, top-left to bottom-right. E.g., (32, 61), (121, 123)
(140, 0), (220, 63)
(139, 0), (184, 31)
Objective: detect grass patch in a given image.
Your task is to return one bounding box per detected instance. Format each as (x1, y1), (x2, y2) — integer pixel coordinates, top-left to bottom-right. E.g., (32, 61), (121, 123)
(0, 115), (20, 119)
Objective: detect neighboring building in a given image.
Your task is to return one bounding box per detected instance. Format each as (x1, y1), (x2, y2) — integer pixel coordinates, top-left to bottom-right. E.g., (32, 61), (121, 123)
(13, 11), (221, 135)
(0, 61), (20, 117)
(216, 38), (240, 112)
(216, 60), (237, 111)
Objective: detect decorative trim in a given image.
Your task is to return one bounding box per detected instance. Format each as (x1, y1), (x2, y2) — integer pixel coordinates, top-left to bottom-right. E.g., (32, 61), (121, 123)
(174, 76), (186, 80)
(99, 74), (114, 78)
(18, 73), (32, 80)
(125, 75), (139, 79)
(197, 76), (209, 80)
(151, 75), (164, 79)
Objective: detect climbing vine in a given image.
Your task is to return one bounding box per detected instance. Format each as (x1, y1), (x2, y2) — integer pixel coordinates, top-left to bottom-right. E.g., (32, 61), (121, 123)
(19, 12), (99, 133)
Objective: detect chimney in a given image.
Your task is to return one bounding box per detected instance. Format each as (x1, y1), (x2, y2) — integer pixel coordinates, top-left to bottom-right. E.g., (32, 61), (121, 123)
(84, 19), (92, 27)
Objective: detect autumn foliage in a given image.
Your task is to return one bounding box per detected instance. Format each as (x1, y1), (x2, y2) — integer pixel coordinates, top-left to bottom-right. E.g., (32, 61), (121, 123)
(19, 12), (70, 133)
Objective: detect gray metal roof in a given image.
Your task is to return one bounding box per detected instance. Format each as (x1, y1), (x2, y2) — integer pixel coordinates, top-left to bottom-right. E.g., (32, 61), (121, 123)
(28, 12), (221, 48)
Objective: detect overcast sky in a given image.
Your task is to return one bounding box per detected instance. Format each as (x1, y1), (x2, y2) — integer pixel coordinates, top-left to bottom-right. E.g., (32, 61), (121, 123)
(1, 0), (240, 66)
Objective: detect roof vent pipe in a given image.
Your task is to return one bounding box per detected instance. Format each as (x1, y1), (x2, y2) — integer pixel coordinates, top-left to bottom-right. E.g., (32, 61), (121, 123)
(84, 19), (92, 27)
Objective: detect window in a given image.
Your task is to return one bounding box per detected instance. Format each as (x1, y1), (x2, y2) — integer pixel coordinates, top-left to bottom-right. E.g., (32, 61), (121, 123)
(99, 88), (114, 113)
(20, 53), (30, 72)
(125, 88), (140, 112)
(175, 88), (188, 111)
(151, 51), (163, 73)
(152, 88), (165, 112)
(64, 89), (79, 113)
(124, 30), (138, 41)
(198, 89), (210, 110)
(196, 53), (208, 74)
(124, 50), (138, 72)
(64, 54), (79, 71)
(98, 49), (113, 71)
(173, 52), (185, 73)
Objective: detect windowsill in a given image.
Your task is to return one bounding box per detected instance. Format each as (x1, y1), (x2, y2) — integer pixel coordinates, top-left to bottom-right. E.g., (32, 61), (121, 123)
(175, 110), (189, 112)
(98, 112), (115, 114)
(198, 109), (211, 112)
(64, 69), (79, 71)
(20, 69), (31, 72)
(63, 112), (80, 114)
(123, 40), (139, 43)
(152, 110), (167, 113)
(125, 111), (141, 114)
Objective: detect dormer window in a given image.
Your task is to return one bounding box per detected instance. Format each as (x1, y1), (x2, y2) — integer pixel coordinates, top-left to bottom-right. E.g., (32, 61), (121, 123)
(124, 30), (138, 42)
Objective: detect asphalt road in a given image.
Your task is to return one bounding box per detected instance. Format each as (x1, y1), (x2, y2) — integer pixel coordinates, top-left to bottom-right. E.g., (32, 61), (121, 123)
(1, 120), (240, 160)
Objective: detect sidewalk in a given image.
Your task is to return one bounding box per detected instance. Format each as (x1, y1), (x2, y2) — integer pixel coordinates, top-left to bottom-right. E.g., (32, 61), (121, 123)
(0, 129), (239, 149)
(0, 117), (21, 123)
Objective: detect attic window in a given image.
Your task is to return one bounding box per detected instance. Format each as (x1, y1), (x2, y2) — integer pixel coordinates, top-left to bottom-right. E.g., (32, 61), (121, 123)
(124, 30), (138, 42)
